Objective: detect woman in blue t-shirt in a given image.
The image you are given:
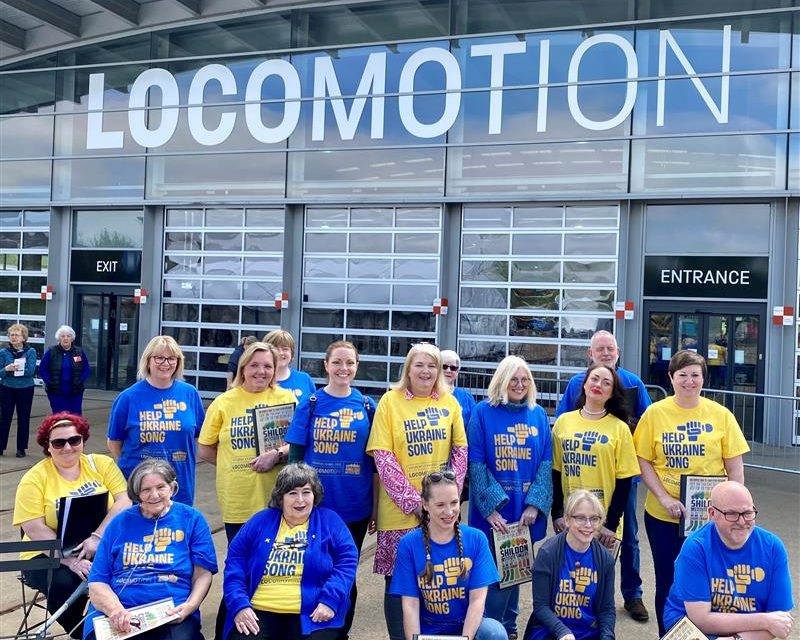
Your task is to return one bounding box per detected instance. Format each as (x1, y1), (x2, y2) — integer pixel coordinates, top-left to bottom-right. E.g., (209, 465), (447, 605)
(263, 330), (315, 401)
(285, 340), (376, 639)
(468, 355), (553, 639)
(107, 336), (205, 506)
(390, 470), (507, 640)
(523, 490), (615, 640)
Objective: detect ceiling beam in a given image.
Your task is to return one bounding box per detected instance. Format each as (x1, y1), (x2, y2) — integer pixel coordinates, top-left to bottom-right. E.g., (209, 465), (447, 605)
(167, 0), (202, 14)
(0, 18), (25, 50)
(0, 0), (81, 37)
(87, 0), (139, 26)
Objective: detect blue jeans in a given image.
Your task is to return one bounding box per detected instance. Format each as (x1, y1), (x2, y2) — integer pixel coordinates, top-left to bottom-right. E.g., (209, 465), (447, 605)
(476, 616), (509, 640)
(620, 482), (643, 601)
(644, 512), (685, 637)
(485, 582), (519, 635)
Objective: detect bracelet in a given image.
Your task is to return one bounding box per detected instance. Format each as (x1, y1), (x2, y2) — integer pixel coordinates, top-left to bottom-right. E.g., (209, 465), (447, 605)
(90, 531), (102, 541)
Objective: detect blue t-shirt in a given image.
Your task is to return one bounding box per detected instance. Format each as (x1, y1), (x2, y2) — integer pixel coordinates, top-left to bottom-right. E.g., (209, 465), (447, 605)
(452, 387), (477, 428)
(390, 525), (500, 635)
(277, 369), (316, 402)
(468, 401), (552, 543)
(107, 379), (205, 505)
(663, 523), (794, 630)
(556, 367), (651, 422)
(84, 502), (218, 638)
(284, 388), (376, 522)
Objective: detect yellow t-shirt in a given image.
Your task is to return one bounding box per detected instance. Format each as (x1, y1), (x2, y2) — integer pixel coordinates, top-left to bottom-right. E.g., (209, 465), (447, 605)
(366, 390), (467, 531)
(12, 454), (127, 560)
(552, 411), (640, 513)
(198, 385), (297, 523)
(250, 519), (308, 614)
(633, 396), (750, 522)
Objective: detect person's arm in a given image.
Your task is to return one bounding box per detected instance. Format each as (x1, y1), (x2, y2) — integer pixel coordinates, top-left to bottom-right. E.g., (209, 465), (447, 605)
(551, 469), (566, 532)
(602, 476), (632, 534)
(168, 565), (213, 622)
(76, 491), (132, 560)
(368, 473), (379, 534)
(89, 582), (134, 633)
(685, 601), (795, 639)
(225, 372), (234, 390)
(468, 461), (509, 519)
(638, 457), (687, 518)
(20, 518), (91, 578)
(400, 596), (420, 640)
(198, 443), (217, 465)
(24, 348), (37, 376)
(39, 350), (51, 384)
(524, 455), (552, 526)
(106, 440), (122, 458)
(450, 444), (468, 494)
(316, 513), (359, 616)
(372, 449), (423, 515)
(79, 351), (91, 384)
(462, 586), (488, 640)
(532, 541), (574, 640)
(723, 455), (744, 484)
(224, 518), (259, 631)
(288, 443), (305, 463)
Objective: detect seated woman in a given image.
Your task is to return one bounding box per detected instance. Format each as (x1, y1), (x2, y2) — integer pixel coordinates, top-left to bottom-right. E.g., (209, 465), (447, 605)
(13, 413), (131, 639)
(86, 459), (218, 640)
(390, 470), (507, 640)
(523, 490), (616, 640)
(223, 463), (358, 640)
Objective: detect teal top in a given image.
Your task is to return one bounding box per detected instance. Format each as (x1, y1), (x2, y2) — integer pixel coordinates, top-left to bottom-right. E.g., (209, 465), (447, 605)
(0, 345), (37, 388)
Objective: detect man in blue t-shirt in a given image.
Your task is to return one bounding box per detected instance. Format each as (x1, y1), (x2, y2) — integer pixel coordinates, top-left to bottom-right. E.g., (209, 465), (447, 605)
(555, 329), (651, 623)
(664, 481), (794, 639)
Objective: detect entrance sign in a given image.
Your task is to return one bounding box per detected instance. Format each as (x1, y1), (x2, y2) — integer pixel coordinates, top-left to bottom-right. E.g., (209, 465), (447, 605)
(85, 26), (733, 149)
(644, 256), (768, 299)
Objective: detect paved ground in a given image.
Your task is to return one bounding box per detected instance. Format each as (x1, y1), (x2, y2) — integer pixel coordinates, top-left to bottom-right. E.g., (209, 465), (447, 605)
(1, 388), (798, 639)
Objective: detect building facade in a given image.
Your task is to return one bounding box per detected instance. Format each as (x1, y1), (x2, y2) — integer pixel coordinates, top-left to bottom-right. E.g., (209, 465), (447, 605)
(1, 0), (798, 448)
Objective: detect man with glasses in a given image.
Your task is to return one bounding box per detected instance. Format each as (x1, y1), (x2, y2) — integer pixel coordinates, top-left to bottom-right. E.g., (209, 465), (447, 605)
(555, 330), (652, 623)
(663, 481), (794, 639)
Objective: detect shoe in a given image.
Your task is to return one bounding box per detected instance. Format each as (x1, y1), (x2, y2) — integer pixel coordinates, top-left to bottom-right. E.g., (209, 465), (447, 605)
(15, 450), (25, 458)
(509, 634), (519, 640)
(624, 598), (649, 622)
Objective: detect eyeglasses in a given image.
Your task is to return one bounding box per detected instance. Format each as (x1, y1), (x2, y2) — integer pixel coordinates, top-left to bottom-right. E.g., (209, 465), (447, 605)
(711, 505), (758, 522)
(427, 469), (456, 483)
(152, 356), (178, 365)
(568, 515), (602, 526)
(50, 435), (83, 449)
(509, 377), (531, 387)
(442, 364), (459, 372)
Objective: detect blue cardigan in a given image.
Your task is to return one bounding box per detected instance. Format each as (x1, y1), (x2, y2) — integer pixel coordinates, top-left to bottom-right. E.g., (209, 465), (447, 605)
(0, 345), (37, 389)
(223, 506), (358, 638)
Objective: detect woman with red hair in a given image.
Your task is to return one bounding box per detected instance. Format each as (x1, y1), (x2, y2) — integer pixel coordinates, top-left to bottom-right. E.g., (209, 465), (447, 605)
(12, 413), (131, 638)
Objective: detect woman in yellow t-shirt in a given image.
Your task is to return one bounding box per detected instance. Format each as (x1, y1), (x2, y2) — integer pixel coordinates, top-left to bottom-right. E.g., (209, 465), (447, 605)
(365, 342), (468, 640)
(12, 412), (131, 638)
(633, 349), (749, 636)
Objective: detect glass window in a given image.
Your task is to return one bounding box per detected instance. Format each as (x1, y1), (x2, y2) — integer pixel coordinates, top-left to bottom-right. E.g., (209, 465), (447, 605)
(73, 211), (144, 248)
(167, 13), (291, 57)
(0, 161), (52, 202)
(53, 158), (145, 200)
(459, 0), (630, 34)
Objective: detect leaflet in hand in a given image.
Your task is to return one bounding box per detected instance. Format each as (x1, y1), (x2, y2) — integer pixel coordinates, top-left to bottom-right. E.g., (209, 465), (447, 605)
(252, 402), (295, 455)
(13, 357), (25, 376)
(679, 474), (727, 537)
(492, 521), (534, 589)
(92, 598), (180, 640)
(660, 615), (709, 640)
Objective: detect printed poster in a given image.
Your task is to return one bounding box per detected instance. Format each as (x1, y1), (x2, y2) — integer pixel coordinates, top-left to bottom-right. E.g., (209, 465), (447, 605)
(679, 474), (727, 537)
(660, 615), (709, 640)
(252, 402), (295, 455)
(93, 598), (180, 640)
(492, 521), (533, 589)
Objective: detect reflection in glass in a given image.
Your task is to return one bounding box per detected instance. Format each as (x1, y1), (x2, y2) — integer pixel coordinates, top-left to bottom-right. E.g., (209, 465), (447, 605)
(349, 259), (390, 279)
(394, 259), (438, 280)
(563, 261), (616, 284)
(462, 234), (509, 255)
(20, 298), (45, 315)
(22, 232), (49, 248)
(242, 281), (278, 300)
(0, 232), (20, 248)
(303, 309), (345, 328)
(460, 314), (507, 336)
(206, 209), (243, 227)
(245, 257), (282, 277)
(246, 209), (284, 227)
(73, 210), (143, 248)
(349, 334), (388, 356)
(510, 342), (558, 366)
(348, 310), (389, 330)
(511, 261), (560, 283)
(204, 232), (242, 251)
(53, 157), (145, 200)
(458, 340), (506, 363)
(305, 282), (345, 303)
(462, 261), (509, 282)
(564, 234), (617, 256)
(510, 316), (558, 338)
(305, 233), (347, 253)
(511, 288), (560, 310)
(163, 278), (200, 299)
(304, 258), (346, 278)
(514, 208), (562, 229)
(166, 232), (201, 251)
(463, 207), (511, 228)
(162, 303), (199, 322)
(396, 209), (439, 228)
(566, 207), (618, 229)
(0, 276), (18, 292)
(0, 161), (52, 201)
(165, 256), (201, 275)
(561, 344), (591, 368)
(395, 233), (439, 254)
(203, 256), (241, 275)
(241, 307), (280, 326)
(162, 326), (198, 346)
(561, 316), (610, 339)
(393, 285), (436, 305)
(302, 332), (341, 353)
(512, 234), (562, 255)
(348, 283), (390, 304)
(307, 209), (348, 228)
(199, 352), (228, 373)
(351, 208), (393, 227)
(461, 287), (507, 309)
(0, 115), (53, 158)
(204, 280), (242, 300)
(391, 311), (435, 332)
(351, 233), (392, 253)
(167, 210), (203, 227)
(354, 360), (387, 382)
(561, 289), (614, 312)
(22, 254), (47, 271)
(0, 212), (22, 227)
(245, 232), (283, 252)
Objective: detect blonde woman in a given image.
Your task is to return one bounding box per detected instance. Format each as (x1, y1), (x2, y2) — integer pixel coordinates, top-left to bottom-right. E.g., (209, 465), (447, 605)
(0, 323), (37, 457)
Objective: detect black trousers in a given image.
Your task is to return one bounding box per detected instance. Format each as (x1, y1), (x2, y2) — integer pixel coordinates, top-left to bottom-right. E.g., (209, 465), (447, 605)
(214, 522), (246, 640)
(227, 610), (340, 640)
(0, 384), (34, 452)
(22, 561), (87, 639)
(340, 516), (370, 640)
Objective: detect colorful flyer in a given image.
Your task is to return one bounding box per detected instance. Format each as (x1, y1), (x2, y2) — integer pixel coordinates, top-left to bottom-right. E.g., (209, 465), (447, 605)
(93, 598), (180, 640)
(491, 521), (533, 589)
(679, 474), (727, 537)
(252, 402), (295, 455)
(660, 615), (709, 640)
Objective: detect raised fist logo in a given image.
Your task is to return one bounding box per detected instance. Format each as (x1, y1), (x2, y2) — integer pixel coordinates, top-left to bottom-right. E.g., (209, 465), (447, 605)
(435, 557), (474, 585)
(417, 407), (449, 426)
(570, 565), (597, 593)
(335, 408), (356, 429)
(576, 431), (608, 451)
(155, 399), (187, 419)
(72, 481), (101, 497)
(726, 564), (765, 593)
(508, 423), (538, 444)
(677, 420), (713, 441)
(144, 527), (185, 552)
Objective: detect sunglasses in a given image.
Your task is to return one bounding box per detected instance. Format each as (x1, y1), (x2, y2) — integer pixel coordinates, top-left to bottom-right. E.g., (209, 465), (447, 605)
(50, 435), (83, 449)
(442, 364), (460, 372)
(427, 469), (457, 483)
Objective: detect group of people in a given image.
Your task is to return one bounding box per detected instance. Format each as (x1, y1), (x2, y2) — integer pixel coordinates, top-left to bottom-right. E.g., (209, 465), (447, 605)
(8, 327), (796, 640)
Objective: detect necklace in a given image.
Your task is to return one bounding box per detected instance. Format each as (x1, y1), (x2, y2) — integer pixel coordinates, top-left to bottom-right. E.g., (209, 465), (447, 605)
(581, 407), (607, 417)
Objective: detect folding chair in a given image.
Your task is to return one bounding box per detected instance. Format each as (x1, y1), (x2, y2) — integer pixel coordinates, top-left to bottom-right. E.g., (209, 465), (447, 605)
(0, 539), (60, 639)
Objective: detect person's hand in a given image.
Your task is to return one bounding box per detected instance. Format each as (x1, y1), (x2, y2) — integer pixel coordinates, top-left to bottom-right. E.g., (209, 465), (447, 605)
(367, 512), (377, 535)
(557, 634), (576, 640)
(520, 506), (538, 527)
(166, 603), (194, 624)
(64, 556), (91, 580)
(553, 517), (567, 534)
(4, 363), (16, 372)
(597, 526), (617, 548)
(234, 608), (260, 636)
(108, 609), (133, 634)
(763, 611), (795, 639)
(486, 511), (508, 534)
(76, 535), (99, 560)
(250, 449), (279, 473)
(657, 494), (687, 520)
(310, 603), (335, 623)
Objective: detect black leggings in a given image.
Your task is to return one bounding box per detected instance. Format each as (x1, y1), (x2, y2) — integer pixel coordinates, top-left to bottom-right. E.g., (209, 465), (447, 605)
(340, 516), (370, 640)
(22, 561), (87, 639)
(227, 610), (339, 640)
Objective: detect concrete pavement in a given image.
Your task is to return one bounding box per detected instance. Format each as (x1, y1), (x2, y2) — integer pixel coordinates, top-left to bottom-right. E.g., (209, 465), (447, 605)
(1, 388), (798, 639)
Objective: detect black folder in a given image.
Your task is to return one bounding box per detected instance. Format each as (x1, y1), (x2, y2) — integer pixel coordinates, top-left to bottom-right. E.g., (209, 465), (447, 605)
(56, 491), (109, 556)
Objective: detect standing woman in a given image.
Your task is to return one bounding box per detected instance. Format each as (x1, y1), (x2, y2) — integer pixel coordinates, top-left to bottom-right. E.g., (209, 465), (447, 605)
(39, 325), (90, 415)
(107, 336), (205, 505)
(390, 470), (506, 640)
(468, 355), (552, 640)
(263, 329), (316, 401)
(285, 340), (376, 640)
(634, 350), (750, 636)
(366, 342), (468, 640)
(0, 323), (37, 457)
(551, 363), (640, 548)
(523, 490), (616, 640)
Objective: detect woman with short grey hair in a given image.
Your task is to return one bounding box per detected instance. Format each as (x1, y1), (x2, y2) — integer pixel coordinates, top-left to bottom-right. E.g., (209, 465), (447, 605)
(39, 324), (90, 415)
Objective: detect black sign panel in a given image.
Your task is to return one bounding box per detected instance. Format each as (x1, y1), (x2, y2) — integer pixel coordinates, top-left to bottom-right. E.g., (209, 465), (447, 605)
(70, 250), (142, 283)
(644, 256), (768, 299)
